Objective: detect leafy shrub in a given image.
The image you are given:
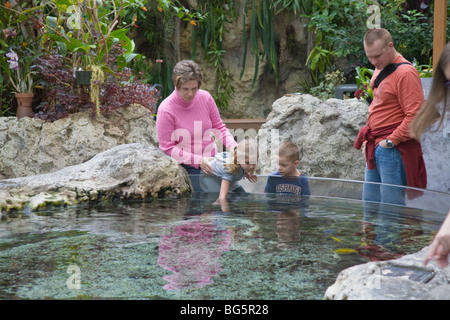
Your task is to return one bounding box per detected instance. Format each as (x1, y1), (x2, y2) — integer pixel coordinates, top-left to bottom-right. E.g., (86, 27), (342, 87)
(309, 70), (346, 100)
(34, 51), (160, 121)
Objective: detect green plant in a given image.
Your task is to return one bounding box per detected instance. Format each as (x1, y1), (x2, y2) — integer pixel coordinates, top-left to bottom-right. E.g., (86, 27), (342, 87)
(44, 0), (141, 73)
(119, 0), (207, 109)
(381, 1), (434, 65)
(4, 47), (39, 93)
(301, 0), (373, 86)
(355, 66), (373, 101)
(309, 70), (346, 100)
(34, 52), (161, 121)
(241, 0), (278, 86)
(300, 0), (437, 90)
(156, 0), (204, 23)
(114, 2), (171, 102)
(194, 0), (236, 111)
(0, 0), (44, 115)
(412, 57), (433, 78)
(42, 0), (148, 116)
(306, 46), (335, 86)
(273, 0), (308, 14)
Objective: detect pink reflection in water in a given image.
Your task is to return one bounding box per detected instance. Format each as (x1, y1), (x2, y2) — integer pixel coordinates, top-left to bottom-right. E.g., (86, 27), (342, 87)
(157, 219), (231, 290)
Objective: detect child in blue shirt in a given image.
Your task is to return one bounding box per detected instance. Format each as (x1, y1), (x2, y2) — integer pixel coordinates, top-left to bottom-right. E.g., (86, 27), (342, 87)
(265, 141), (310, 205)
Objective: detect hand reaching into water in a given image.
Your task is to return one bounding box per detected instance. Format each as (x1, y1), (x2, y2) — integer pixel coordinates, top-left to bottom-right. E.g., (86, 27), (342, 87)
(212, 197), (230, 213)
(424, 211), (450, 268)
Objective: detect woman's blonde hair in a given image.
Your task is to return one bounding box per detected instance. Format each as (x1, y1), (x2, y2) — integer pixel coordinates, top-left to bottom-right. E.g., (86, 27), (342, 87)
(410, 42), (450, 140)
(225, 138), (258, 174)
(172, 60), (203, 89)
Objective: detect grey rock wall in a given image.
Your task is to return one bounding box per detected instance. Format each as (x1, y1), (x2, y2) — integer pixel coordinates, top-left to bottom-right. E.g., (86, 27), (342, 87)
(0, 105), (158, 180)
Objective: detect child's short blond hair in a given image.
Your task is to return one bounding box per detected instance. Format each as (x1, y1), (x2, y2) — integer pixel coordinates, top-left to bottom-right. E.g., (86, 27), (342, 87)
(278, 141), (300, 162)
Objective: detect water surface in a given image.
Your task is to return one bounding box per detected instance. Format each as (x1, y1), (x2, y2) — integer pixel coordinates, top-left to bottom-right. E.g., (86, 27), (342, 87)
(0, 181), (445, 300)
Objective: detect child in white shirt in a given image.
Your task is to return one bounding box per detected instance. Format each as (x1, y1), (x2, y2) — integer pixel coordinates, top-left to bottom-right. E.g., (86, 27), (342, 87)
(200, 138), (258, 203)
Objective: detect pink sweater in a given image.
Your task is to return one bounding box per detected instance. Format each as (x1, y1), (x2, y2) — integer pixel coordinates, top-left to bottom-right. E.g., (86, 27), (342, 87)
(156, 89), (237, 168)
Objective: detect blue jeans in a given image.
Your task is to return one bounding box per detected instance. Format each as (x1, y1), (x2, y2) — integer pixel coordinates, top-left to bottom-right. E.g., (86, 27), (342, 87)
(362, 145), (407, 249)
(362, 145), (407, 206)
(180, 164), (201, 192)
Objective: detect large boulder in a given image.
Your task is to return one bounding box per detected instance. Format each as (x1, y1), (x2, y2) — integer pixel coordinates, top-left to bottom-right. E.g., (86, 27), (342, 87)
(256, 94), (368, 180)
(0, 143), (191, 213)
(0, 105), (157, 180)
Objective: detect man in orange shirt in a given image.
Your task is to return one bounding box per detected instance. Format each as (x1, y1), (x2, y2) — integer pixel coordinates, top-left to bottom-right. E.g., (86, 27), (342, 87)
(354, 28), (427, 206)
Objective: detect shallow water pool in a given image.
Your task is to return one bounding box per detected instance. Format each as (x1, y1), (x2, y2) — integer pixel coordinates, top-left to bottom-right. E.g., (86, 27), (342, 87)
(0, 177), (447, 300)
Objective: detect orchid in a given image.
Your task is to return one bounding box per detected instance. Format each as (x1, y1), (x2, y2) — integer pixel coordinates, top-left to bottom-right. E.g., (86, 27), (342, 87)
(6, 49), (19, 69)
(5, 48), (37, 93)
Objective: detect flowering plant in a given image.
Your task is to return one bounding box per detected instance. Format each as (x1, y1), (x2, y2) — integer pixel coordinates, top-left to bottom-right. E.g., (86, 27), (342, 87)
(355, 66), (373, 101)
(5, 48), (37, 93)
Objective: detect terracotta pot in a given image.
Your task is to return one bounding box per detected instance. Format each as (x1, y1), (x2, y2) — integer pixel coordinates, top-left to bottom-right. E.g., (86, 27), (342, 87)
(15, 93), (34, 119)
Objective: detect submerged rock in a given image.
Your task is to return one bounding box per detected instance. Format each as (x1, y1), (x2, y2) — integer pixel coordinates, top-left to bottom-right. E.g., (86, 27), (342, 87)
(0, 143), (191, 213)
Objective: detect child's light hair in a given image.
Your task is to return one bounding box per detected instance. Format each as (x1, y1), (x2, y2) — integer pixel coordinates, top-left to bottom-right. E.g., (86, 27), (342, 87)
(278, 141), (300, 162)
(225, 138), (258, 174)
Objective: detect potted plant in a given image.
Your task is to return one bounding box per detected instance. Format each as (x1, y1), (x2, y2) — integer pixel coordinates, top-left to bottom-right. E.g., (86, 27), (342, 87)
(1, 0), (44, 118)
(44, 0), (142, 115)
(5, 48), (39, 118)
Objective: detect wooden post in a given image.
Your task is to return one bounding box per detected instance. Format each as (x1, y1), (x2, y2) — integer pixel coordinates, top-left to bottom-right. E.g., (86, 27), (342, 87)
(433, 0), (448, 72)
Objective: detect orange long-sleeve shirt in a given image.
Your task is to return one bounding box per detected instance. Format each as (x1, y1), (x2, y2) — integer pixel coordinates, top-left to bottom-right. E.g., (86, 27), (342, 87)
(368, 55), (424, 146)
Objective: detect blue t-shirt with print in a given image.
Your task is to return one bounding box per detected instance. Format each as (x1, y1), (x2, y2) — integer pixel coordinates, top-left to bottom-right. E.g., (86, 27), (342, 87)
(264, 171), (310, 195)
(264, 171), (310, 209)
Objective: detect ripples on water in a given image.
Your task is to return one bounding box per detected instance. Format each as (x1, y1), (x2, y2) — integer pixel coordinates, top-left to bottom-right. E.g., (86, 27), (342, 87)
(0, 185), (444, 301)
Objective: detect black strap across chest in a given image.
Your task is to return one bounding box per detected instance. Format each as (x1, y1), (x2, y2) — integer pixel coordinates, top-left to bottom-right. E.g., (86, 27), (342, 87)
(372, 62), (411, 89)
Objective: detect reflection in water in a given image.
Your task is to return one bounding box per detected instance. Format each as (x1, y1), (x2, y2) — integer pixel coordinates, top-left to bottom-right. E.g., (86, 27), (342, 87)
(276, 210), (300, 248)
(359, 201), (424, 261)
(157, 218), (231, 290)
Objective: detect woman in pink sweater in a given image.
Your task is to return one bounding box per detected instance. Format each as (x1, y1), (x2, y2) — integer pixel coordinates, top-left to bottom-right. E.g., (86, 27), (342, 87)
(156, 60), (237, 191)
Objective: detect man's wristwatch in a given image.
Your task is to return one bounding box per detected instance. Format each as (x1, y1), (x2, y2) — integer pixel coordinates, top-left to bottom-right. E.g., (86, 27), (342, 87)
(385, 139), (395, 148)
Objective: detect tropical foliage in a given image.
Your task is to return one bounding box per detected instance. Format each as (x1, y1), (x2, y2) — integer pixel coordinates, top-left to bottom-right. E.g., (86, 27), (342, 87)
(0, 0), (446, 116)
(0, 0), (44, 115)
